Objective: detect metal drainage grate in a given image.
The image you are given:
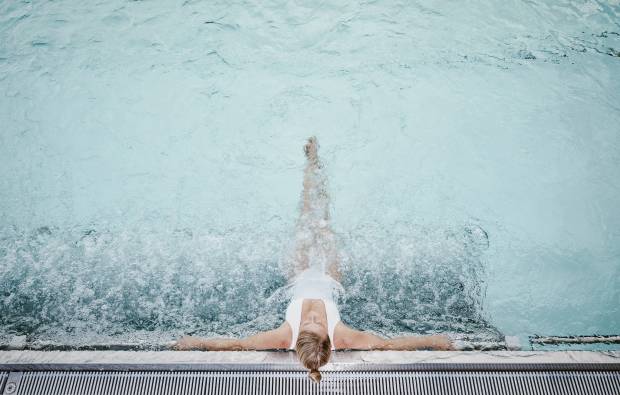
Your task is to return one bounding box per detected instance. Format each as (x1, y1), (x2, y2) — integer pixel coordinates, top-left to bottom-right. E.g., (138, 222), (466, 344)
(0, 372), (7, 394)
(1, 365), (619, 395)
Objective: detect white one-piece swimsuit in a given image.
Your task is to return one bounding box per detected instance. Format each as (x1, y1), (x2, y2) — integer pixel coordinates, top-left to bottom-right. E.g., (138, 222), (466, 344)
(285, 268), (344, 351)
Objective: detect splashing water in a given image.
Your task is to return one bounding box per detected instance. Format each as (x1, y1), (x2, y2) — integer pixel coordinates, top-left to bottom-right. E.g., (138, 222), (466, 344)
(0, 219), (496, 348)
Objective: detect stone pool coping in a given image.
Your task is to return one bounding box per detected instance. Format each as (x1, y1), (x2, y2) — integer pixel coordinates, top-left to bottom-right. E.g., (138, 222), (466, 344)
(0, 350), (618, 366)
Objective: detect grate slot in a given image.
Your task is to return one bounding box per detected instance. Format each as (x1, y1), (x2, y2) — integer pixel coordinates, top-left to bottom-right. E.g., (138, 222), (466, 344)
(0, 372), (7, 394)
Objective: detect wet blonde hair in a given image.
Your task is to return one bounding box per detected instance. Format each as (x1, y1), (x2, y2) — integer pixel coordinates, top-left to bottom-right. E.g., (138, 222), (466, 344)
(295, 330), (331, 383)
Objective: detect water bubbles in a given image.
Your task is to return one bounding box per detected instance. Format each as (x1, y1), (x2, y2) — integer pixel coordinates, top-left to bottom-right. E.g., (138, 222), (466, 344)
(338, 221), (499, 342)
(464, 224), (489, 250)
(0, 220), (498, 347)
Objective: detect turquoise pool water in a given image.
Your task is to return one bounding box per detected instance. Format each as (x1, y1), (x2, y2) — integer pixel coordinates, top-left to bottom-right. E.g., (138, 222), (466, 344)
(0, 0), (619, 349)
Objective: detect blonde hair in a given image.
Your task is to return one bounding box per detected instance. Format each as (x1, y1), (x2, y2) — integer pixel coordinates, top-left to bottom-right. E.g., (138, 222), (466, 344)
(295, 330), (331, 383)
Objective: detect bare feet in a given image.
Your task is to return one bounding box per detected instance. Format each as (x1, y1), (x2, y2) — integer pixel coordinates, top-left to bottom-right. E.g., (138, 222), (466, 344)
(304, 136), (318, 162)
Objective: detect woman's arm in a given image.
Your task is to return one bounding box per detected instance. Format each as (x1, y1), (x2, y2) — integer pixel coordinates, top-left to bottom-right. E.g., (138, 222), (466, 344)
(378, 334), (454, 351)
(173, 322), (292, 351)
(337, 323), (454, 351)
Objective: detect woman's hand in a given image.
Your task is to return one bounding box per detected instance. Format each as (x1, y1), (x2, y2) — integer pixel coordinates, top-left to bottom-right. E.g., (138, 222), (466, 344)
(428, 334), (455, 351)
(172, 335), (206, 351)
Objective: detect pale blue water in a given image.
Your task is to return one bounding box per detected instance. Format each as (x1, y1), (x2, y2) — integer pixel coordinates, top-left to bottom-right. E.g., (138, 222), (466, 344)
(0, 0), (619, 350)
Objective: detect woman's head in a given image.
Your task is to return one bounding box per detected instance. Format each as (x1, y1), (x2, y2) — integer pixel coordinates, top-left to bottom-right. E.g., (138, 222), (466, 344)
(295, 330), (331, 383)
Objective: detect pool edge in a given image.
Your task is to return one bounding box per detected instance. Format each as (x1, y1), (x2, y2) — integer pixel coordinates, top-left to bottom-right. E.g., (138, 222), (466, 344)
(1, 350), (618, 367)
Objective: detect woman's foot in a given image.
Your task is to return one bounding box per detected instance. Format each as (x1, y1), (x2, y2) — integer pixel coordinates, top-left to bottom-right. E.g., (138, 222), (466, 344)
(304, 136), (319, 162)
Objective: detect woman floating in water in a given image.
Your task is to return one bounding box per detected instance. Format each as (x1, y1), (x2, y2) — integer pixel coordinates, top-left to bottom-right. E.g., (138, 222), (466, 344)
(173, 137), (454, 382)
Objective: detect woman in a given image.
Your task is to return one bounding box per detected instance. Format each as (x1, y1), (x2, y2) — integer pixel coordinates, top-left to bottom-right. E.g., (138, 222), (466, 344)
(173, 137), (454, 383)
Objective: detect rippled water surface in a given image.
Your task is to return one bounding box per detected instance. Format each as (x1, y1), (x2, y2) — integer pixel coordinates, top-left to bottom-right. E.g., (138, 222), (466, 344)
(1, 0), (619, 349)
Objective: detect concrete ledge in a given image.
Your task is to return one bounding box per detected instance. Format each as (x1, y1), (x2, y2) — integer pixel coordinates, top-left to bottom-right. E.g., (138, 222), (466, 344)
(0, 350), (618, 366)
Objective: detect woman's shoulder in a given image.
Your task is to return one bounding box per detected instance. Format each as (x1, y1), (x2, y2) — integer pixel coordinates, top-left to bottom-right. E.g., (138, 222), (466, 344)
(277, 321), (294, 349)
(280, 321), (293, 335)
(332, 321), (355, 349)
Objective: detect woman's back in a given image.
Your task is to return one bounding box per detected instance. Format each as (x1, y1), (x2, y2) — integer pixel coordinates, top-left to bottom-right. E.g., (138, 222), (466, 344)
(285, 268), (343, 350)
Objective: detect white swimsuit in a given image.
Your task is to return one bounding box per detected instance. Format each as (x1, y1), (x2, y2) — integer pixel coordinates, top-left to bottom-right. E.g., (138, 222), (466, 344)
(285, 268), (344, 351)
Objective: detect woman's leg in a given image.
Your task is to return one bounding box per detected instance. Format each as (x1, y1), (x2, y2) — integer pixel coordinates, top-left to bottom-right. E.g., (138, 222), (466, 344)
(290, 137), (342, 282)
(324, 229), (342, 282)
